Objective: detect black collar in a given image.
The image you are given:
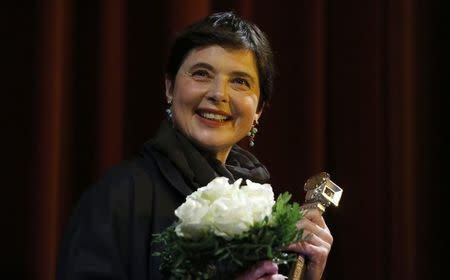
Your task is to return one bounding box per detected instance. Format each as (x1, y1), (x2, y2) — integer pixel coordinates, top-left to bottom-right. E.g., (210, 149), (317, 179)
(143, 121), (270, 195)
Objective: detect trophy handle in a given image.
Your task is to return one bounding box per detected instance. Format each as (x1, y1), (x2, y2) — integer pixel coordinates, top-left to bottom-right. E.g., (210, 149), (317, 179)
(289, 255), (307, 279)
(289, 173), (343, 280)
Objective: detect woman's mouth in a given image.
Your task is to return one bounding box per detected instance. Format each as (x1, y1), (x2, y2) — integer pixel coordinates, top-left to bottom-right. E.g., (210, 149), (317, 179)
(197, 111), (231, 122)
(195, 109), (232, 126)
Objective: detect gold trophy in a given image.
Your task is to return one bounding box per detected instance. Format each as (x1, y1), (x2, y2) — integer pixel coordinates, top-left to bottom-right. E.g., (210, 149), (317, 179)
(289, 172), (343, 280)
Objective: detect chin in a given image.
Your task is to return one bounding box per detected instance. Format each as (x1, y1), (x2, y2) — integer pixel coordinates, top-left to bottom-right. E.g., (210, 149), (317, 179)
(193, 138), (229, 152)
(186, 126), (244, 154)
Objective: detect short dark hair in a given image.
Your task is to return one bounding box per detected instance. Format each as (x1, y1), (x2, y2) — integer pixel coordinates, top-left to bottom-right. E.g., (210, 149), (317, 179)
(166, 11), (274, 110)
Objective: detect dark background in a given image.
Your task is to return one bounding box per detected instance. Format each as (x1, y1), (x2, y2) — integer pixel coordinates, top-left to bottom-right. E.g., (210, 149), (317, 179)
(4, 0), (447, 279)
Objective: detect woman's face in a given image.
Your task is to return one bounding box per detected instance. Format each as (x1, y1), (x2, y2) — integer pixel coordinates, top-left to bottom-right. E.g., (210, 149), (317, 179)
(166, 45), (261, 162)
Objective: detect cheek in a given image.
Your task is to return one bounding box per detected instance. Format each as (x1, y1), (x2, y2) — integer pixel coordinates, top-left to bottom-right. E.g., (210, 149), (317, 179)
(173, 80), (203, 108)
(173, 85), (199, 109)
(233, 95), (259, 120)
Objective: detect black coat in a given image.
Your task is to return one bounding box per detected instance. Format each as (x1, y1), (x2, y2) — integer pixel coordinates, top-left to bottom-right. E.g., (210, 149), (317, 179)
(56, 122), (270, 279)
(56, 143), (193, 279)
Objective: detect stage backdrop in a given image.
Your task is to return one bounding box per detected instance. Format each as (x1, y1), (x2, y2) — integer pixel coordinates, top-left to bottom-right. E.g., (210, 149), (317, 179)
(6, 0), (446, 279)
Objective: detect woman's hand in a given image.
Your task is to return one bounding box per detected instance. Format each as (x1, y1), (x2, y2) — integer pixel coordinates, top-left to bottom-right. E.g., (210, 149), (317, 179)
(287, 209), (333, 280)
(235, 260), (287, 280)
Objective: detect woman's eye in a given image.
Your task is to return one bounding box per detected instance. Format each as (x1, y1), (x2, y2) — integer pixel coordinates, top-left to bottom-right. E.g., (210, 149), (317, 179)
(190, 70), (212, 80)
(232, 78), (250, 88)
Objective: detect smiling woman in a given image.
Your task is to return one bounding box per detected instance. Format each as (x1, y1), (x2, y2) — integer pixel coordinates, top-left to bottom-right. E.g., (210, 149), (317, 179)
(56, 11), (333, 280)
(166, 46), (261, 162)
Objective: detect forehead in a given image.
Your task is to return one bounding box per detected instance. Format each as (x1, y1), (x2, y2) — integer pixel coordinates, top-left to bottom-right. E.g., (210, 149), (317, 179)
(180, 45), (259, 76)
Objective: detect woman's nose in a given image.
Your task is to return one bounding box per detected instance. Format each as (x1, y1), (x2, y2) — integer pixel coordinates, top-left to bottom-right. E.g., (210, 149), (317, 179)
(206, 78), (229, 103)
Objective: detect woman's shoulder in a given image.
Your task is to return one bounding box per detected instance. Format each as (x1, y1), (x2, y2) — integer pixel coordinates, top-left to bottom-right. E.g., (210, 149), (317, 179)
(73, 159), (142, 211)
(75, 141), (191, 213)
(80, 142), (172, 201)
(96, 158), (149, 187)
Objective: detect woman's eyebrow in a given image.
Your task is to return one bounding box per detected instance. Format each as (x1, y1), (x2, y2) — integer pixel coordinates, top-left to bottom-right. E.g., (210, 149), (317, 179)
(189, 62), (214, 71)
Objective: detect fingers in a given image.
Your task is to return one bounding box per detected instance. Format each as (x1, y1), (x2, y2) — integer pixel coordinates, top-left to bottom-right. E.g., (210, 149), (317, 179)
(293, 208), (333, 255)
(303, 231), (331, 250)
(252, 261), (278, 277)
(287, 235), (331, 253)
(257, 274), (287, 280)
(285, 208), (333, 280)
(235, 260), (278, 280)
(302, 208), (326, 228)
(296, 218), (333, 245)
(287, 242), (329, 280)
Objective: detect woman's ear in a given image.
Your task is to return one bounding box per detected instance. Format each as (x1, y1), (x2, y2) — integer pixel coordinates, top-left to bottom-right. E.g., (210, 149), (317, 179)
(255, 105), (264, 123)
(256, 101), (265, 116)
(165, 76), (174, 103)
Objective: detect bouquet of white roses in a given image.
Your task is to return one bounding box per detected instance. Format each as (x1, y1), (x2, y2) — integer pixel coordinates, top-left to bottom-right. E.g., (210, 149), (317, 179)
(152, 177), (305, 279)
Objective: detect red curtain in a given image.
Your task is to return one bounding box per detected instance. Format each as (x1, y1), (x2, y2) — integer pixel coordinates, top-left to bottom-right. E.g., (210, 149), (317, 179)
(6, 0), (445, 279)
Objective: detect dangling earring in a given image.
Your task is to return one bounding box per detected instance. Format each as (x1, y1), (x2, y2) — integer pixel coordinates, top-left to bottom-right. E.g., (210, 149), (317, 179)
(165, 99), (173, 121)
(248, 120), (258, 147)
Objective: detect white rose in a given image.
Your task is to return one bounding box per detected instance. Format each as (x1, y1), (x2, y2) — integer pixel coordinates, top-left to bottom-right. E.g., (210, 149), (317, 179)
(174, 177), (275, 240)
(174, 177), (233, 239)
(241, 180), (275, 222)
(174, 197), (209, 239)
(194, 177), (236, 203)
(209, 187), (254, 239)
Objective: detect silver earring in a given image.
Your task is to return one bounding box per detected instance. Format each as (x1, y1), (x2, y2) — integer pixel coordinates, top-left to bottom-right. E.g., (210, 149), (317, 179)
(166, 100), (173, 121)
(248, 120), (258, 147)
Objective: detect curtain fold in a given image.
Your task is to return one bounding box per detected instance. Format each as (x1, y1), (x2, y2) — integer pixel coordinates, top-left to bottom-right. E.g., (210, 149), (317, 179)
(96, 0), (125, 177)
(32, 0), (73, 278)
(386, 0), (417, 278)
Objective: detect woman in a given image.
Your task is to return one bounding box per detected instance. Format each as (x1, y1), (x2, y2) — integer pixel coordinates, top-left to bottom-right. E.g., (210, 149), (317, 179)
(57, 12), (333, 280)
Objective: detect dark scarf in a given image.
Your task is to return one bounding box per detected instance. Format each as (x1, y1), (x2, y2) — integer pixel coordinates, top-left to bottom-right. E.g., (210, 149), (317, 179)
(150, 121), (270, 190)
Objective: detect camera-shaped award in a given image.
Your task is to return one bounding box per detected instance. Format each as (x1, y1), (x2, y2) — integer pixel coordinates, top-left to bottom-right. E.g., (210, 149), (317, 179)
(290, 172), (343, 280)
(302, 172), (343, 213)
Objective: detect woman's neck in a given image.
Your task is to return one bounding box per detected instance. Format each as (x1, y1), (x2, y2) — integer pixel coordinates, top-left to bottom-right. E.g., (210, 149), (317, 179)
(214, 149), (231, 164)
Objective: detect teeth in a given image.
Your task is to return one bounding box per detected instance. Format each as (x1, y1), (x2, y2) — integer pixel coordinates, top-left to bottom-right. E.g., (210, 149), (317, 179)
(199, 112), (229, 121)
